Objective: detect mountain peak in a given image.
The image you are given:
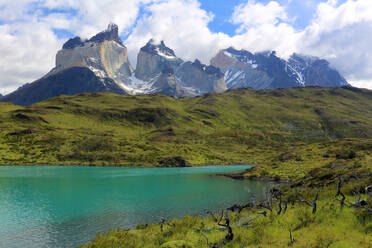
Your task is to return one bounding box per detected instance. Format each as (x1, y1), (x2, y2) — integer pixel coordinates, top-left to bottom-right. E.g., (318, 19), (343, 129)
(88, 23), (123, 45)
(141, 39), (176, 59)
(62, 36), (85, 50)
(62, 24), (123, 50)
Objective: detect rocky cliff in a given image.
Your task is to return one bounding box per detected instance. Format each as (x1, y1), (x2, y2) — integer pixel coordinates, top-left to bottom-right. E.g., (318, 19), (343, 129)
(176, 60), (226, 93)
(135, 40), (226, 95)
(48, 23), (133, 89)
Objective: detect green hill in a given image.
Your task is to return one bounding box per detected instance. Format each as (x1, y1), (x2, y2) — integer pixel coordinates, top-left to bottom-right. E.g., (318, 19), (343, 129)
(0, 86), (371, 167)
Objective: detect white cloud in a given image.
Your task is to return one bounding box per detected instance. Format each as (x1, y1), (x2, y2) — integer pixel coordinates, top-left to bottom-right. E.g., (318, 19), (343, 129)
(125, 0), (231, 66)
(231, 0), (288, 32)
(299, 0), (372, 88)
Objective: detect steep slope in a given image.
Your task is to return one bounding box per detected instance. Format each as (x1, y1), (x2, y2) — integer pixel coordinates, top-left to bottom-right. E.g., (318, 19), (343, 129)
(1, 67), (126, 106)
(287, 53), (349, 87)
(48, 23), (133, 88)
(211, 47), (349, 89)
(0, 86), (371, 166)
(134, 39), (226, 96)
(135, 39), (183, 81)
(176, 59), (226, 94)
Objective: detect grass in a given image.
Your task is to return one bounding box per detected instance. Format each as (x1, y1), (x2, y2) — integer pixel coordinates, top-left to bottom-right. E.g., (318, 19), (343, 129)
(0, 86), (371, 166)
(82, 178), (372, 248)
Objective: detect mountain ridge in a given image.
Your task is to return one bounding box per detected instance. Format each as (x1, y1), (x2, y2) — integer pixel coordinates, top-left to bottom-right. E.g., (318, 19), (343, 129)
(211, 47), (349, 89)
(1, 24), (350, 105)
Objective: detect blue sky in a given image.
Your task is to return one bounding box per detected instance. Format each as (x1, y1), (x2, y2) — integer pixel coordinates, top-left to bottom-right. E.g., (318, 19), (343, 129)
(0, 0), (371, 93)
(50, 0), (338, 39)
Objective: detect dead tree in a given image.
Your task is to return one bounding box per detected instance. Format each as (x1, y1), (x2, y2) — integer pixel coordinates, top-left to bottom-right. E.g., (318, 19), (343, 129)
(277, 193), (283, 215)
(227, 203), (251, 213)
(217, 210), (234, 243)
(335, 176), (346, 209)
(302, 191), (319, 214)
(339, 192), (346, 209)
(336, 175), (342, 197)
(288, 229), (295, 246)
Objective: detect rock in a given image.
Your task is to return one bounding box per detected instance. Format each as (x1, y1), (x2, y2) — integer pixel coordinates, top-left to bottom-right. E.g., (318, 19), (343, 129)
(158, 156), (191, 167)
(176, 59), (226, 93)
(88, 23), (123, 45)
(62, 36), (84, 50)
(135, 39), (182, 81)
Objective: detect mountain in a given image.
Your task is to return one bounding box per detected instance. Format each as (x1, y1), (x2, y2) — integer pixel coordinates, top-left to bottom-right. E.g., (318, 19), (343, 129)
(1, 24), (351, 106)
(2, 24), (129, 105)
(1, 67), (125, 106)
(133, 39), (226, 96)
(210, 47), (349, 89)
(2, 25), (226, 105)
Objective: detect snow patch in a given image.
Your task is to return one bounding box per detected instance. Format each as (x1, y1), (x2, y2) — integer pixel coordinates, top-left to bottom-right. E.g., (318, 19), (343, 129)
(88, 66), (107, 78)
(155, 47), (177, 60)
(119, 76), (156, 95)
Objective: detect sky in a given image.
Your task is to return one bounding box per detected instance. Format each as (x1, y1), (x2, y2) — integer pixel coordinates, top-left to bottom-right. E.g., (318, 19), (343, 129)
(0, 0), (371, 94)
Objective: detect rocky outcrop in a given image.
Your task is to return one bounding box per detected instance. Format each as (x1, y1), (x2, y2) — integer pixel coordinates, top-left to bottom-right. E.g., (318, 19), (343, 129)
(49, 23), (133, 89)
(176, 59), (226, 93)
(151, 67), (195, 97)
(211, 47), (349, 90)
(158, 156), (191, 167)
(135, 39), (182, 81)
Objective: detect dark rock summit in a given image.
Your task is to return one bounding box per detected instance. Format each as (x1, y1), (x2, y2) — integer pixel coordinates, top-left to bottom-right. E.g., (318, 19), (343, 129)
(62, 24), (123, 50)
(141, 39), (176, 57)
(62, 37), (85, 50)
(88, 23), (123, 45)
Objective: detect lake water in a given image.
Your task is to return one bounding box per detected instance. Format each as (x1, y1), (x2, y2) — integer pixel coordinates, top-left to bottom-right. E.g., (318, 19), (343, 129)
(0, 165), (267, 248)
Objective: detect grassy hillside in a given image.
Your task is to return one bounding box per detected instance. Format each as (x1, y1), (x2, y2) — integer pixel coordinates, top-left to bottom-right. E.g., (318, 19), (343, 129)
(0, 86), (371, 247)
(0, 86), (372, 166)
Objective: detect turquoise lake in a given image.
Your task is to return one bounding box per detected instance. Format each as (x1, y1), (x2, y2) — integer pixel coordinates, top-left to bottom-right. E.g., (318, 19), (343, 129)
(0, 165), (267, 248)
